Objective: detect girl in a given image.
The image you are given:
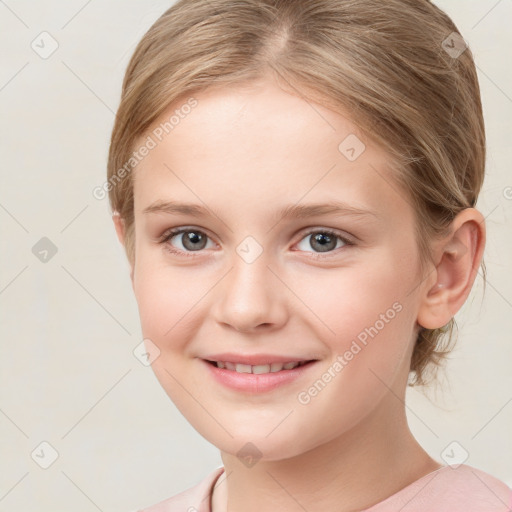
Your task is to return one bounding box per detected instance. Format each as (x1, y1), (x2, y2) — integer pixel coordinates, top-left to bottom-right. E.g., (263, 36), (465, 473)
(108, 0), (512, 510)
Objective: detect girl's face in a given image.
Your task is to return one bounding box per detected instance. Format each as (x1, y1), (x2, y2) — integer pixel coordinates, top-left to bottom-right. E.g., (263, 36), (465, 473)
(128, 77), (429, 461)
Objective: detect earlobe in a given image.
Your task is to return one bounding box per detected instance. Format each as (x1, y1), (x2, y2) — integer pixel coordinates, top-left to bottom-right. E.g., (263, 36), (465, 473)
(417, 208), (486, 330)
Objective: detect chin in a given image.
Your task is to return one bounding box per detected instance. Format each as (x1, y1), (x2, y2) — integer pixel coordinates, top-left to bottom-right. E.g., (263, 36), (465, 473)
(217, 437), (306, 464)
(196, 420), (318, 464)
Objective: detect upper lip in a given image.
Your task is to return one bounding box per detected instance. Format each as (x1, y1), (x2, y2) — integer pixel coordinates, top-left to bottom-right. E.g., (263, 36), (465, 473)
(201, 353), (317, 366)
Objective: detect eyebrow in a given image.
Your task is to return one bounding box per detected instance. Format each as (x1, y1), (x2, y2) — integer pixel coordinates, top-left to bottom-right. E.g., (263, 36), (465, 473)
(142, 199), (379, 221)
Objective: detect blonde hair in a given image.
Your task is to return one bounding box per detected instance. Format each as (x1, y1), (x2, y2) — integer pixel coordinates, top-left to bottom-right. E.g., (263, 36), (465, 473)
(107, 0), (487, 387)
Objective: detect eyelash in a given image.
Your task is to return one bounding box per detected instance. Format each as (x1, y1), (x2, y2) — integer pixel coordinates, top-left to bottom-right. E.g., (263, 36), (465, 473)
(158, 227), (355, 259)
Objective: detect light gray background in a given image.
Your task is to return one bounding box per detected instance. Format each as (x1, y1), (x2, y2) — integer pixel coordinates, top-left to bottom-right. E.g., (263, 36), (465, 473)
(0, 1), (511, 511)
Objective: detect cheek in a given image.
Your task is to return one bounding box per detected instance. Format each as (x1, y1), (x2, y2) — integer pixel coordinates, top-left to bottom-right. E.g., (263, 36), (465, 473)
(290, 247), (419, 393)
(132, 250), (201, 352)
(290, 276), (416, 453)
(292, 245), (417, 344)
(132, 256), (205, 412)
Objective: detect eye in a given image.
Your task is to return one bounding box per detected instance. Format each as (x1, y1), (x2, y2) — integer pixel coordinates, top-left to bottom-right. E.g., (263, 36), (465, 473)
(159, 227), (215, 257)
(159, 227), (355, 259)
(295, 229), (354, 257)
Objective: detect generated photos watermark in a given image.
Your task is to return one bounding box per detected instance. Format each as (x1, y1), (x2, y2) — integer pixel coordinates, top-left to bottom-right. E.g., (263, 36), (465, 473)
(93, 97), (198, 200)
(297, 301), (403, 405)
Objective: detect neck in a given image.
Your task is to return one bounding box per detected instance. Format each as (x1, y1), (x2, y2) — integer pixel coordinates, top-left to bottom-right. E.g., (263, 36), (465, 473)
(212, 391), (442, 512)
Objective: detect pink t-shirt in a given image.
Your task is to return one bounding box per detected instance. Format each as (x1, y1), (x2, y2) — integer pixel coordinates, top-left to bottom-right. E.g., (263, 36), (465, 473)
(136, 463), (512, 511)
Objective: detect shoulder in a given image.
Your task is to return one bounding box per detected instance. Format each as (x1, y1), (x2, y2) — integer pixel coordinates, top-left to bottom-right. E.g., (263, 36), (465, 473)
(431, 464), (512, 511)
(368, 463), (512, 512)
(134, 466), (225, 512)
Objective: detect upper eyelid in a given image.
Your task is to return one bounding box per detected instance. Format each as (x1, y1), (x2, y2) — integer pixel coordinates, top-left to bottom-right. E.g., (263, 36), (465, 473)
(161, 226), (218, 245)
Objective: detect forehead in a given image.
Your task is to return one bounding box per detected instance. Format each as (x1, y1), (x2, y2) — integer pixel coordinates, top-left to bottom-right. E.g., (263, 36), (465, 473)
(132, 78), (411, 224)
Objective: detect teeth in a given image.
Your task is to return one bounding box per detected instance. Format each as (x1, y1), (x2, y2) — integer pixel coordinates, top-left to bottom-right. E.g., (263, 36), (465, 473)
(235, 363), (252, 373)
(253, 364), (270, 374)
(270, 362), (285, 372)
(214, 360), (305, 373)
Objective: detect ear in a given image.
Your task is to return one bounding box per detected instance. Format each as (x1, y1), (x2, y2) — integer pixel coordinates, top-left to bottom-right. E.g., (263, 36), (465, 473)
(417, 208), (486, 330)
(112, 212), (135, 284)
(112, 211), (126, 245)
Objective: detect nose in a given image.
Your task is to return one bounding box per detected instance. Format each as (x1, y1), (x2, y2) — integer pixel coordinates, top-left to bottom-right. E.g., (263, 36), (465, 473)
(211, 253), (288, 333)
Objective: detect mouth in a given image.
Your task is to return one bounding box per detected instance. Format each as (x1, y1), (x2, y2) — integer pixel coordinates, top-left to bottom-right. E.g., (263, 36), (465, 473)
(201, 358), (319, 393)
(204, 359), (314, 374)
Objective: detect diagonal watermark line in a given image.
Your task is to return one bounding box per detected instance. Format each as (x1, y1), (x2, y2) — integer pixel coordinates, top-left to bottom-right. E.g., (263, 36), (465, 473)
(61, 204), (89, 233)
(405, 203), (498, 299)
(472, 0), (504, 29)
(0, 0), (29, 28)
(476, 65), (512, 106)
(0, 407), (29, 438)
(265, 409), (294, 437)
(61, 470), (103, 511)
(368, 163), (416, 213)
(266, 163), (337, 234)
(61, 0), (94, 29)
(0, 61), (29, 92)
(0, 472), (29, 502)
(61, 264), (131, 334)
(469, 468), (512, 508)
(61, 369), (132, 439)
(164, 159), (333, 337)
(405, 266), (436, 299)
(164, 267), (234, 336)
(368, 367), (439, 438)
(482, 204), (499, 222)
(266, 265), (336, 335)
(114, 28), (148, 67)
(471, 395), (512, 440)
(61, 61), (115, 114)
(477, 269), (512, 310)
(164, 367), (234, 437)
(0, 202), (29, 232)
(163, 163), (233, 233)
(0, 265), (29, 295)
(265, 471), (309, 512)
(266, 61), (337, 132)
(396, 470), (444, 511)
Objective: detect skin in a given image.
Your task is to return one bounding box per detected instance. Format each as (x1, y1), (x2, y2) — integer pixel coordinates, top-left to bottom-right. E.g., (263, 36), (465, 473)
(113, 75), (485, 511)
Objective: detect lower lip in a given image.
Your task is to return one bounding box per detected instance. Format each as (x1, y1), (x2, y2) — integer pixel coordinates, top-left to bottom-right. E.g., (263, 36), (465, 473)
(200, 359), (318, 393)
